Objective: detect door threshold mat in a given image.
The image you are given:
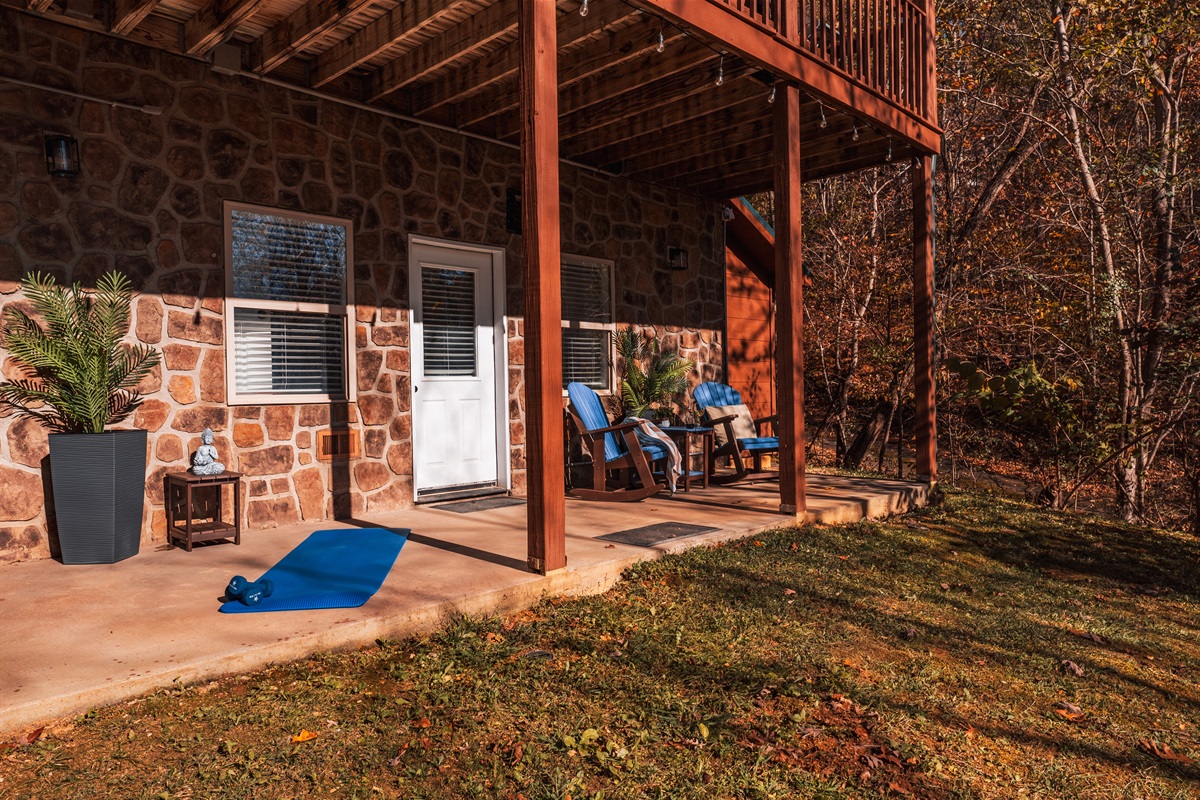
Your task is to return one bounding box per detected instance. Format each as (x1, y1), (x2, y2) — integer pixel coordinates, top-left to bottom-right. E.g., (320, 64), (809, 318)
(432, 496), (526, 513)
(598, 522), (721, 547)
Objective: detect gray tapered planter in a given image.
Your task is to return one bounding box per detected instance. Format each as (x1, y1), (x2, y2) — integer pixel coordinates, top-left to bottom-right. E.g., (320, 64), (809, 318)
(48, 430), (147, 564)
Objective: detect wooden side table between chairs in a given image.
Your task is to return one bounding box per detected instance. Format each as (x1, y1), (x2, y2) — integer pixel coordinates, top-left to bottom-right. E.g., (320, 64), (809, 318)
(164, 471), (243, 551)
(660, 426), (713, 492)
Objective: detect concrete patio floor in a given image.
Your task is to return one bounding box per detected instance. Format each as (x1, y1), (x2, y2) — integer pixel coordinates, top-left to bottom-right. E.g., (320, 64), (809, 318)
(0, 473), (927, 734)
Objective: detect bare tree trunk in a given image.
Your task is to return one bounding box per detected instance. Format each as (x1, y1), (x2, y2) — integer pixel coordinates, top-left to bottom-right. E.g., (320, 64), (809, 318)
(1050, 2), (1140, 520)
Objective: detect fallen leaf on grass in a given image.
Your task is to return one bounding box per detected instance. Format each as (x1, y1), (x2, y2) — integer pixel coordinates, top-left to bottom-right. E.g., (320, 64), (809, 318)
(0, 728), (44, 755)
(783, 589), (796, 596)
(1061, 659), (1085, 677)
(291, 730), (319, 743)
(1138, 739), (1194, 764)
(1068, 628), (1109, 645)
(1054, 701), (1086, 722)
(414, 717), (432, 728)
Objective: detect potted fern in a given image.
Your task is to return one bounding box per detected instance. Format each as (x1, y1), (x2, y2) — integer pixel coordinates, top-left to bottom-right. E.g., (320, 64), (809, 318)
(0, 272), (160, 564)
(613, 327), (694, 423)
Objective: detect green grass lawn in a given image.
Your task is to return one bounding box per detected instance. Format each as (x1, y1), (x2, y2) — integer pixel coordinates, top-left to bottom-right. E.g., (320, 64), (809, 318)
(3, 490), (1199, 799)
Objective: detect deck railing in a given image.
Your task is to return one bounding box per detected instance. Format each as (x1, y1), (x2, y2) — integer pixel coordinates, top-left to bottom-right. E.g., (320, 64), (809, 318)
(719, 0), (936, 123)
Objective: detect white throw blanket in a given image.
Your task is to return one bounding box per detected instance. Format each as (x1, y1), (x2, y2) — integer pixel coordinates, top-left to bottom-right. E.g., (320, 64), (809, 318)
(624, 417), (682, 493)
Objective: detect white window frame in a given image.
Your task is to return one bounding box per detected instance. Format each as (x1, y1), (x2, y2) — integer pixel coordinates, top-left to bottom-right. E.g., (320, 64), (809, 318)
(223, 201), (357, 406)
(560, 254), (616, 395)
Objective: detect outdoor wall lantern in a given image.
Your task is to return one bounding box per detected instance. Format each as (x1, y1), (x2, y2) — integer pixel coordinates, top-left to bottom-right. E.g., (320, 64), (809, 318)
(668, 247), (688, 272)
(44, 134), (81, 178)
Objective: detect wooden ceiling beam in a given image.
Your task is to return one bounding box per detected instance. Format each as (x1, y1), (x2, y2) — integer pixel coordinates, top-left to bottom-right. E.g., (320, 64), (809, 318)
(684, 140), (902, 198)
(254, 0), (382, 73)
(610, 114), (775, 175)
(184, 0), (271, 57)
(625, 112), (864, 178)
(663, 127), (886, 188)
(549, 74), (761, 153)
(410, 6), (641, 116)
(368, 0), (520, 102)
(311, 0), (461, 87)
(566, 98), (766, 162)
(632, 139), (775, 186)
(552, 64), (758, 144)
(463, 29), (702, 131)
(110, 0), (159, 34)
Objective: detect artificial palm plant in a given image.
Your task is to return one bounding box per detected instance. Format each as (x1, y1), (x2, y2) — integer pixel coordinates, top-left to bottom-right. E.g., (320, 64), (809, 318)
(613, 327), (694, 421)
(0, 271), (160, 433)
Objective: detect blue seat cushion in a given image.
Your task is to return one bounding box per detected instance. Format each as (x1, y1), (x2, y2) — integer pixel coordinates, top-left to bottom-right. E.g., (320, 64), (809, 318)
(737, 436), (779, 452)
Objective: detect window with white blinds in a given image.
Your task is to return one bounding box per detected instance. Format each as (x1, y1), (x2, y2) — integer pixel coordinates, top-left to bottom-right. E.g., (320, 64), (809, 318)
(421, 267), (477, 377)
(561, 256), (614, 391)
(224, 202), (354, 404)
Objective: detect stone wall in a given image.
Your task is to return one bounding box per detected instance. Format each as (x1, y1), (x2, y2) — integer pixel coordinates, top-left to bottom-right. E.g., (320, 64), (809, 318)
(0, 9), (726, 563)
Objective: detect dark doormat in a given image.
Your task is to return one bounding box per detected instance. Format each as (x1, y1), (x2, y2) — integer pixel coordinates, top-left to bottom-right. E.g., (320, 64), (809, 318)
(598, 522), (721, 547)
(432, 496), (526, 514)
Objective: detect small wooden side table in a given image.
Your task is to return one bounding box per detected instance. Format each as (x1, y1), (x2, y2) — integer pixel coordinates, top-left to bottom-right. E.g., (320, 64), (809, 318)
(164, 471), (243, 552)
(660, 426), (713, 492)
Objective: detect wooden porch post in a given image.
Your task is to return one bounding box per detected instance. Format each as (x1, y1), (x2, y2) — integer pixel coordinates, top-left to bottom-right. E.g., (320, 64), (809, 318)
(912, 155), (937, 483)
(520, 0), (566, 573)
(773, 82), (805, 516)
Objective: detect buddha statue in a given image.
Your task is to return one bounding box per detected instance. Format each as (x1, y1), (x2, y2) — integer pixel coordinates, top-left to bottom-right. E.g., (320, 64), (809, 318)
(191, 427), (225, 475)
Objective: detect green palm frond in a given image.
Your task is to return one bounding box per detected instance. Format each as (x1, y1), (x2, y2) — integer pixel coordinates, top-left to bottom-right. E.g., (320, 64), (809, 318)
(0, 272), (160, 434)
(612, 326), (695, 420)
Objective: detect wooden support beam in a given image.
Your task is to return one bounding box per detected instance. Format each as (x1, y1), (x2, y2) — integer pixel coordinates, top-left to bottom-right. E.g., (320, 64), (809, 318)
(520, 0), (566, 574)
(411, 7), (642, 116)
(310, 0), (459, 86)
(773, 82), (805, 516)
(254, 0), (380, 74)
(26, 0), (54, 11)
(369, 0), (519, 102)
(110, 0), (159, 35)
(912, 154), (937, 483)
(631, 0), (941, 153)
(184, 0), (269, 57)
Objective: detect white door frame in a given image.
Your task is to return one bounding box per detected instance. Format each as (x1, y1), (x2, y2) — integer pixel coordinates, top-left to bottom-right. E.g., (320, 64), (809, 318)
(407, 234), (510, 499)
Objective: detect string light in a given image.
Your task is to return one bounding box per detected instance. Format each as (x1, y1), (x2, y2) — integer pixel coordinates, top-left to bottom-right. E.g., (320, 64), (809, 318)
(715, 55), (724, 87)
(818, 101), (828, 128)
(656, 24), (665, 53)
(579, 0), (588, 16)
(852, 120), (860, 142)
(768, 84), (776, 104)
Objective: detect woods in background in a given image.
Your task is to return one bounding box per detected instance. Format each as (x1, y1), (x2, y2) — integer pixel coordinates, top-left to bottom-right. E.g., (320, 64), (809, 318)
(758, 0), (1199, 531)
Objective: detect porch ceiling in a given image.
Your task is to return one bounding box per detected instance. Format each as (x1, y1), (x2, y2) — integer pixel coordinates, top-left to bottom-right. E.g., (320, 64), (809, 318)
(10, 0), (918, 198)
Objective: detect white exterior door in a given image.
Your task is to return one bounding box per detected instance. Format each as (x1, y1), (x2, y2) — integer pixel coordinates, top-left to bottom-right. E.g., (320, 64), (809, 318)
(410, 240), (506, 497)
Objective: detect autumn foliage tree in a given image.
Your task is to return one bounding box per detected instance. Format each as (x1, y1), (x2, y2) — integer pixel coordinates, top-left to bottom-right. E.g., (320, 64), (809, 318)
(784, 0), (1199, 528)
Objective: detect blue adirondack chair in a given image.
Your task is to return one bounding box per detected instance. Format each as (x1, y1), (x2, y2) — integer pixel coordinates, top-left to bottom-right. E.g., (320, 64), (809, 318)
(692, 382), (780, 481)
(566, 382), (667, 501)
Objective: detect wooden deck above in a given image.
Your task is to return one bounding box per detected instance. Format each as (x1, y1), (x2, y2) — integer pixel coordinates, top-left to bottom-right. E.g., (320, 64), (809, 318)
(7, 0), (940, 198)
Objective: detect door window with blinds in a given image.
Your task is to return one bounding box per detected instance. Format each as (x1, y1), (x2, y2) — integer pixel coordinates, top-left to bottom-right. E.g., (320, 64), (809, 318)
(224, 202), (355, 404)
(561, 256), (614, 391)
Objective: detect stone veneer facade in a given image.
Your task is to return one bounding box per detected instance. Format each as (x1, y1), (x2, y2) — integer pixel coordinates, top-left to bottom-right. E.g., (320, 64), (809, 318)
(0, 9), (727, 563)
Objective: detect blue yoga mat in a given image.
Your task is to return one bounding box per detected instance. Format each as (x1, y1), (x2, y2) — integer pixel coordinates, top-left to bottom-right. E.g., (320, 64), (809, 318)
(220, 527), (408, 614)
